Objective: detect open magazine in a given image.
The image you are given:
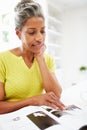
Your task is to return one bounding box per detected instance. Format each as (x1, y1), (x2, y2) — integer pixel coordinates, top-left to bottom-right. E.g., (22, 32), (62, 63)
(0, 105), (87, 130)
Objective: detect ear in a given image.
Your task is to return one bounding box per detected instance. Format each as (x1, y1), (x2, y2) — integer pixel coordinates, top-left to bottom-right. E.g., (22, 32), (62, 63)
(15, 28), (21, 39)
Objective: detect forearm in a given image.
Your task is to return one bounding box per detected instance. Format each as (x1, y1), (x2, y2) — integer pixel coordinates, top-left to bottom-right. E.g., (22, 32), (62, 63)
(0, 98), (34, 114)
(36, 56), (62, 98)
(0, 92), (66, 114)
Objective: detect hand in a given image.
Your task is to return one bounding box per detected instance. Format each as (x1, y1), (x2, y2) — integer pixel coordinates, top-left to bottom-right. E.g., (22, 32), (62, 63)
(31, 92), (67, 110)
(34, 44), (46, 60)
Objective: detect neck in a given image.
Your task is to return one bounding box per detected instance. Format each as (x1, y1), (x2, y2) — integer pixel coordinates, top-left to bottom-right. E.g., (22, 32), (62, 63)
(19, 47), (34, 63)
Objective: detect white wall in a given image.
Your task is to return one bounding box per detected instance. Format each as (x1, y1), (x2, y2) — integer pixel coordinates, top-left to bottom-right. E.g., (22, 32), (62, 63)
(61, 6), (87, 89)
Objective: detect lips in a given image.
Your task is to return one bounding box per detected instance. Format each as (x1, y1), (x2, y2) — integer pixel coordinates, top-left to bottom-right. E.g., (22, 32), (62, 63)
(32, 43), (44, 49)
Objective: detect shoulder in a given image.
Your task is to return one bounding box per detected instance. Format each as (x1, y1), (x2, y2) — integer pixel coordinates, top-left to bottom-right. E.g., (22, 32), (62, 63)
(44, 53), (56, 72)
(0, 47), (18, 57)
(44, 53), (55, 63)
(0, 51), (7, 58)
(0, 51), (10, 59)
(0, 51), (13, 65)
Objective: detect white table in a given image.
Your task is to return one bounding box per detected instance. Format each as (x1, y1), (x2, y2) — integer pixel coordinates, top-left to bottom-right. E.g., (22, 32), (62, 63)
(61, 80), (87, 108)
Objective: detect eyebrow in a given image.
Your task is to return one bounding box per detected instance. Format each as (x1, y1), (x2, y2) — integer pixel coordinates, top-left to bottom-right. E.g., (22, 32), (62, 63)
(27, 26), (45, 30)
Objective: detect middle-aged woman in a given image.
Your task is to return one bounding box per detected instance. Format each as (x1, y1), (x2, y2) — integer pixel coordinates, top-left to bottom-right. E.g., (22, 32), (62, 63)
(0, 0), (66, 114)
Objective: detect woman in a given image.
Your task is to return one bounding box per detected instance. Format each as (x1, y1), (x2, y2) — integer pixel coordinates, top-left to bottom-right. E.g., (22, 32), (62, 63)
(0, 0), (66, 114)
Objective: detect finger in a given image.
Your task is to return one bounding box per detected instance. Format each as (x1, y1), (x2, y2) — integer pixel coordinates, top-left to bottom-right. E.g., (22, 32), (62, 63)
(47, 99), (66, 110)
(57, 99), (66, 107)
(55, 100), (67, 110)
(48, 92), (67, 110)
(45, 101), (58, 110)
(48, 92), (59, 100)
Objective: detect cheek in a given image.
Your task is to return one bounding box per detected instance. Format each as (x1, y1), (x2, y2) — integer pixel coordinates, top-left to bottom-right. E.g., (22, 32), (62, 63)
(23, 36), (34, 48)
(20, 33), (25, 41)
(43, 33), (46, 40)
(21, 35), (30, 43)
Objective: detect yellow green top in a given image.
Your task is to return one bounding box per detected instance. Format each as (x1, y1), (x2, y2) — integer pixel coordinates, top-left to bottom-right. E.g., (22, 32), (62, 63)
(0, 51), (56, 101)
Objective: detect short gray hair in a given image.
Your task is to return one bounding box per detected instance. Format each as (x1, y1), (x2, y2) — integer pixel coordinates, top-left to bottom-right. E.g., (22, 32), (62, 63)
(14, 0), (45, 30)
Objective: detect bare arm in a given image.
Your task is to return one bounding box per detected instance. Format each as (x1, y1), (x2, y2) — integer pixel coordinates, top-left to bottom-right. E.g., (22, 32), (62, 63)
(0, 82), (66, 114)
(0, 82), (32, 113)
(35, 45), (62, 98)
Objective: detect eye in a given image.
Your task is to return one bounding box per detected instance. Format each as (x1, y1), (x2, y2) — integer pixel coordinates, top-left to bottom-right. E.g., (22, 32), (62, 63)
(41, 29), (45, 34)
(28, 31), (35, 35)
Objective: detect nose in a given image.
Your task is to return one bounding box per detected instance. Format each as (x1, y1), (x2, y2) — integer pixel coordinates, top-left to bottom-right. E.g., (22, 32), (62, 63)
(35, 32), (43, 42)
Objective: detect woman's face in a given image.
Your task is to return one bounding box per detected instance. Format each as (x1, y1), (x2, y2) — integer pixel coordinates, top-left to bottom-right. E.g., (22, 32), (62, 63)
(16, 16), (46, 54)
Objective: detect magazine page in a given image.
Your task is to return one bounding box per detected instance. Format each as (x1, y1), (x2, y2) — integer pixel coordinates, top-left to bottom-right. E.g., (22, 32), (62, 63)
(0, 106), (61, 130)
(0, 106), (42, 130)
(0, 105), (87, 130)
(42, 105), (87, 130)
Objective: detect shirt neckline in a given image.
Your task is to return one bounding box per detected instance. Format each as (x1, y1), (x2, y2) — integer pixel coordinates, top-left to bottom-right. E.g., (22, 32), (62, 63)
(7, 50), (36, 70)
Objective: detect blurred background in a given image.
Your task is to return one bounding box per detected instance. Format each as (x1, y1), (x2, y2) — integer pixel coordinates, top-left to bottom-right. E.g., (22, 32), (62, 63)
(0, 0), (87, 89)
